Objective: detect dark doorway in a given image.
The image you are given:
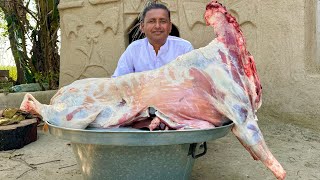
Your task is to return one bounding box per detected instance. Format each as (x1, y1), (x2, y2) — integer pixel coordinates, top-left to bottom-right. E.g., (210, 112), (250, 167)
(128, 19), (180, 45)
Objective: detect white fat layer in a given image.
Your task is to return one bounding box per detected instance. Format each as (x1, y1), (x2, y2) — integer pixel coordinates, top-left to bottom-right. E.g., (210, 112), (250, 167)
(36, 39), (258, 140)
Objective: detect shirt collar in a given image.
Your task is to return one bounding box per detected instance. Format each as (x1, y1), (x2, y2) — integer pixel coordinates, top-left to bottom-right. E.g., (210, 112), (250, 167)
(146, 37), (169, 54)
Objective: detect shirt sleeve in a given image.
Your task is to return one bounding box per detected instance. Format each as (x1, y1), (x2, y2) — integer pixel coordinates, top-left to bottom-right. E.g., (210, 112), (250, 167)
(184, 42), (194, 53)
(112, 49), (134, 78)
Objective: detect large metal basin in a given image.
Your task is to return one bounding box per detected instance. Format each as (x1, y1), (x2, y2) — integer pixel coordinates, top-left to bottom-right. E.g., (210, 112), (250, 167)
(47, 122), (234, 180)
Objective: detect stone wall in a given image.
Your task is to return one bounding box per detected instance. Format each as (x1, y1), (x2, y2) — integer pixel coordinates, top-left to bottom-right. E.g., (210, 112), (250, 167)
(0, 91), (57, 109)
(58, 0), (215, 86)
(223, 0), (320, 131)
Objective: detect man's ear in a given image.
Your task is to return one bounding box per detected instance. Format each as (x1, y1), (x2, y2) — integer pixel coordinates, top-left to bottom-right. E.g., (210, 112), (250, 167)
(169, 22), (172, 33)
(140, 23), (144, 33)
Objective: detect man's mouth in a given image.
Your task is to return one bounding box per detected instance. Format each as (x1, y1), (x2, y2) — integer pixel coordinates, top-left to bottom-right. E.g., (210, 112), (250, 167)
(153, 31), (163, 35)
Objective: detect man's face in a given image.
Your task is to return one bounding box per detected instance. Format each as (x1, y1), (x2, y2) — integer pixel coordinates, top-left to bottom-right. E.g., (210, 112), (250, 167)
(140, 8), (172, 46)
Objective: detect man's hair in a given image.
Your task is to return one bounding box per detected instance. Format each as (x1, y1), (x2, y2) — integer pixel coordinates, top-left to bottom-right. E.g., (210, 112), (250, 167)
(140, 3), (171, 22)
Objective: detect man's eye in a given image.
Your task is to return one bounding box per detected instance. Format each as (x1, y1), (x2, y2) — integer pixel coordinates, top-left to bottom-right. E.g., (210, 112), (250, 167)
(160, 20), (168, 24)
(148, 20), (155, 23)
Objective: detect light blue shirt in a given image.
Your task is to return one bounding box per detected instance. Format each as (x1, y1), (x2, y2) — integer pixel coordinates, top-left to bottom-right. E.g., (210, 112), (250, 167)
(112, 36), (193, 77)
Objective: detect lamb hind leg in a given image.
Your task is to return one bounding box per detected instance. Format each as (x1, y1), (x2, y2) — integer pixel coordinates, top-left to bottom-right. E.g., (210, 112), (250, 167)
(232, 123), (286, 180)
(250, 141), (286, 180)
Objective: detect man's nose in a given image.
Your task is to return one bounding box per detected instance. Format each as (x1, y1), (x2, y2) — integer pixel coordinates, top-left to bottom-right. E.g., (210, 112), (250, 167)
(155, 21), (161, 28)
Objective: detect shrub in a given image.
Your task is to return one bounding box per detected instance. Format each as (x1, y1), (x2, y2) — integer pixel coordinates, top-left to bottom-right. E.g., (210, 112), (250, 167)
(0, 65), (17, 81)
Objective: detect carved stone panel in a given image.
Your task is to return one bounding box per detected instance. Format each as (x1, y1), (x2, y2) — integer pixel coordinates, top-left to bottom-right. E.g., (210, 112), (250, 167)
(180, 1), (212, 48)
(89, 0), (119, 5)
(58, 0), (84, 10)
(124, 0), (144, 13)
(158, 0), (177, 12)
(59, 0), (123, 86)
(317, 0), (320, 67)
(124, 0), (177, 14)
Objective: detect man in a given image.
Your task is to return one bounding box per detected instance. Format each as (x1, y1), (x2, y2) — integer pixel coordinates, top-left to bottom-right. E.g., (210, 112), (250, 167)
(112, 3), (194, 77)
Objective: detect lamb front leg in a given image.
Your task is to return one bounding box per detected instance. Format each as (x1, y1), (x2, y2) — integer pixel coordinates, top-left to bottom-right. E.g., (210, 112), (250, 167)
(20, 93), (43, 115)
(232, 121), (286, 180)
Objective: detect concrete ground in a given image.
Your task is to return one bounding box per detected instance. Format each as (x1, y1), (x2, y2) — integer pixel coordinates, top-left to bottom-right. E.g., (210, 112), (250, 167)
(0, 115), (319, 180)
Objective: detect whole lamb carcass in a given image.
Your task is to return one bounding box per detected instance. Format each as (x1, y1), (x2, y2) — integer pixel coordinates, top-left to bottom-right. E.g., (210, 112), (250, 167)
(20, 1), (286, 179)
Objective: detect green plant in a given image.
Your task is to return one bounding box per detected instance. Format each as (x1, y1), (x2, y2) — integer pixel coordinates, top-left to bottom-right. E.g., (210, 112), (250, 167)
(0, 0), (60, 89)
(0, 65), (17, 81)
